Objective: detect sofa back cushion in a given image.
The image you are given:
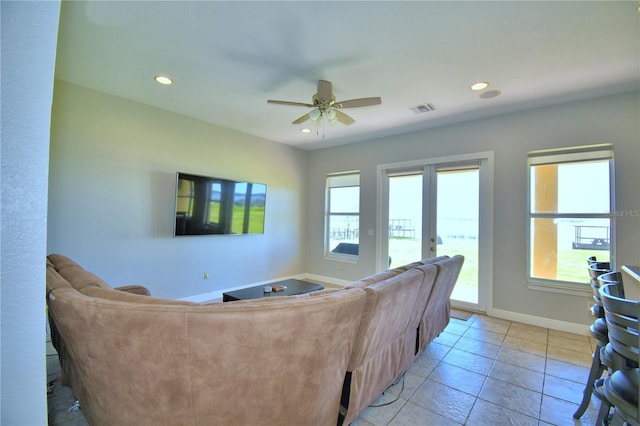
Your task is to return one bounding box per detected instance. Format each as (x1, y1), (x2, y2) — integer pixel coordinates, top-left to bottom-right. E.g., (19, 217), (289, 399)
(427, 255), (464, 306)
(80, 286), (197, 305)
(347, 267), (424, 369)
(46, 263), (73, 294)
(421, 255), (450, 265)
(345, 260), (425, 289)
(395, 261), (425, 271)
(406, 264), (439, 331)
(48, 254), (112, 291)
(418, 255), (465, 353)
(345, 270), (399, 289)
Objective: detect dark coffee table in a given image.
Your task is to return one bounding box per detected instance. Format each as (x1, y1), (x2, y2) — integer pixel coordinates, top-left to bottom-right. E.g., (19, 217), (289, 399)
(222, 279), (324, 302)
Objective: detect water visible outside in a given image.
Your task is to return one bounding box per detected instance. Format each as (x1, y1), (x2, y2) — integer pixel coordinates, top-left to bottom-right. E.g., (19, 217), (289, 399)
(388, 170), (480, 304)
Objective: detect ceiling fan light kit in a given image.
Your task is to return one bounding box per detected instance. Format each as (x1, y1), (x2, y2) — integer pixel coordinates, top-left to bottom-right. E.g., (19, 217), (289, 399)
(324, 108), (337, 122)
(308, 107), (338, 124)
(267, 80), (381, 137)
(309, 108), (321, 121)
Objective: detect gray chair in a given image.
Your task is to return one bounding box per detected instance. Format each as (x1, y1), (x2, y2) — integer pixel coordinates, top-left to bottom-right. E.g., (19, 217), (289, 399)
(589, 262), (612, 317)
(596, 272), (628, 372)
(573, 261), (613, 419)
(595, 283), (639, 426)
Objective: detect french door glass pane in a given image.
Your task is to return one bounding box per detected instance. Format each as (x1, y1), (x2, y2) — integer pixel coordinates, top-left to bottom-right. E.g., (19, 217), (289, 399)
(388, 174), (422, 269)
(437, 169), (479, 304)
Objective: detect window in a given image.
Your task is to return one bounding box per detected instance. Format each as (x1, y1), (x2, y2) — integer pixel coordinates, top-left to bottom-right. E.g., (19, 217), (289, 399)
(527, 144), (614, 291)
(326, 171), (360, 260)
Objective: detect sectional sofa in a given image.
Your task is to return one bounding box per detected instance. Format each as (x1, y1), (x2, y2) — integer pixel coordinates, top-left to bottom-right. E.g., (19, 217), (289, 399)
(46, 253), (463, 425)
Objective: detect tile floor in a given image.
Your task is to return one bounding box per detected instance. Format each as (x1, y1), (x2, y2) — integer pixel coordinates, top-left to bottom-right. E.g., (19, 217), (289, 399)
(47, 313), (601, 425)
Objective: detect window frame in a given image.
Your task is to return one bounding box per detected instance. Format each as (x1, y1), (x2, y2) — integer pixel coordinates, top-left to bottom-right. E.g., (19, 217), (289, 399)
(526, 144), (615, 295)
(325, 171), (360, 262)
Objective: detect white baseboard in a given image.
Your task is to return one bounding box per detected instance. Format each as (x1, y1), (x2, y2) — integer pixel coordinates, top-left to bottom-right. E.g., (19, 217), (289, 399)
(178, 291), (223, 304)
(489, 308), (590, 336)
(299, 273), (351, 287)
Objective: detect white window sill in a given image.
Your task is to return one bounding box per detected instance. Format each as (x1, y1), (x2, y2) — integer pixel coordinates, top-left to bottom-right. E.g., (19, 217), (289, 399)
(527, 280), (592, 297)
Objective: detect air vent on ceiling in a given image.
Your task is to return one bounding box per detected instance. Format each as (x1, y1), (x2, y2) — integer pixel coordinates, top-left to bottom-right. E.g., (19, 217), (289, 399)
(410, 103), (436, 114)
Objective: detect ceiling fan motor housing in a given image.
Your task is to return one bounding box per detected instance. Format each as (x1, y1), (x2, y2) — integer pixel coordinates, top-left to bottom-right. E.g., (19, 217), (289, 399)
(312, 94), (336, 109)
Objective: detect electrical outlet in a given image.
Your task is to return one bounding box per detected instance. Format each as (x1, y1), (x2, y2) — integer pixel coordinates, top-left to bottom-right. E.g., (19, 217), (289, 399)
(203, 272), (209, 280)
(340, 265), (345, 271)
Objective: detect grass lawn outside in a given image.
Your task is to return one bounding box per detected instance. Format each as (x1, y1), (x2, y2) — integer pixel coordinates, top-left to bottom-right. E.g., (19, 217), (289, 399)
(389, 236), (602, 304)
(389, 238), (479, 303)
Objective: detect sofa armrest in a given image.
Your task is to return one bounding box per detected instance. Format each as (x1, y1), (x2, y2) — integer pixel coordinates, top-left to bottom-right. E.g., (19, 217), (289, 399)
(115, 285), (151, 296)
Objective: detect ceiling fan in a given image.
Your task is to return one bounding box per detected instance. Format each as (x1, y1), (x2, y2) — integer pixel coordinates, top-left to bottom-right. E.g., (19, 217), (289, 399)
(267, 80), (381, 125)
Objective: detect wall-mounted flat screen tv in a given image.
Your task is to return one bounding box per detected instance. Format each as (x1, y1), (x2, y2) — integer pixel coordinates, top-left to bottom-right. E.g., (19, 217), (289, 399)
(174, 172), (266, 236)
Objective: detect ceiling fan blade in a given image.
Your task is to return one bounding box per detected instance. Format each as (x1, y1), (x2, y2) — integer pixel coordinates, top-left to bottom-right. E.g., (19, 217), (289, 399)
(335, 110), (354, 125)
(292, 113), (310, 124)
(267, 100), (315, 107)
(317, 80), (332, 103)
(335, 97), (382, 108)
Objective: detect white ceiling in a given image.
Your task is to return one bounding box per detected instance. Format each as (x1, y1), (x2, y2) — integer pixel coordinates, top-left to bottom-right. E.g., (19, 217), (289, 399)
(54, 1), (640, 150)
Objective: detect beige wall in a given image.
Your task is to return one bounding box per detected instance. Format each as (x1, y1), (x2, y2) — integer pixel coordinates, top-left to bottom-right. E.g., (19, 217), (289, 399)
(305, 91), (640, 326)
(48, 81), (308, 299)
(48, 81), (639, 325)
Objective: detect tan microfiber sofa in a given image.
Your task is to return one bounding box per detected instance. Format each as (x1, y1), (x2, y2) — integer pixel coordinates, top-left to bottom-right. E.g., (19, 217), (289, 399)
(46, 254), (367, 426)
(338, 255), (464, 425)
(46, 253), (464, 426)
(417, 255), (466, 354)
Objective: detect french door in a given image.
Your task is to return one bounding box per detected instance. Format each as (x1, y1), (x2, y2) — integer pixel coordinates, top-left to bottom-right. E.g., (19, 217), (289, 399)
(378, 152), (493, 312)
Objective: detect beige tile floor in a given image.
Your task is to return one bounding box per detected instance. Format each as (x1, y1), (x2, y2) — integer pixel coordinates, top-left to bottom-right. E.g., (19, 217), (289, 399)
(47, 313), (601, 425)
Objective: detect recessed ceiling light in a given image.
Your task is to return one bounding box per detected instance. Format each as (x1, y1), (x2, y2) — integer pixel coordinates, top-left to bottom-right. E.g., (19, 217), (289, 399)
(154, 75), (173, 85)
(301, 128), (312, 134)
(470, 81), (489, 91)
